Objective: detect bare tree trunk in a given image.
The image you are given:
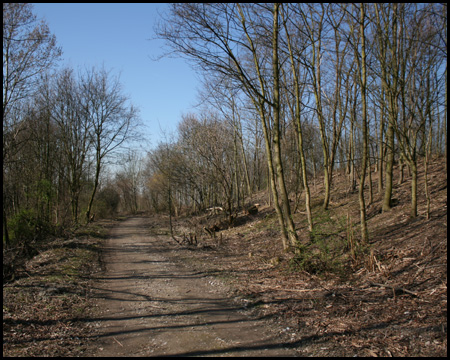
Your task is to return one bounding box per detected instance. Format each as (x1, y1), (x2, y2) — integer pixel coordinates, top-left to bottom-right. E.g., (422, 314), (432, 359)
(235, 3), (293, 250)
(300, 5), (330, 210)
(258, 102), (288, 249)
(358, 3), (369, 243)
(424, 117), (432, 219)
(272, 3), (298, 248)
(378, 88), (386, 193)
(383, 123), (395, 211)
(3, 208), (10, 246)
(281, 6), (313, 232)
(410, 161), (418, 218)
(86, 150), (100, 223)
(375, 4), (399, 213)
(368, 148), (373, 205)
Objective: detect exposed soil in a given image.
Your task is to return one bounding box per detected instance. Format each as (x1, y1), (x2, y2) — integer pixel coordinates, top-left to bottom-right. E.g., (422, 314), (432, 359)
(85, 216), (297, 356)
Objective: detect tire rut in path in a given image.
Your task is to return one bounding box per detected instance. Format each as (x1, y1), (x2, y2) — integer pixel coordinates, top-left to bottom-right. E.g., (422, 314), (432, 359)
(87, 217), (297, 357)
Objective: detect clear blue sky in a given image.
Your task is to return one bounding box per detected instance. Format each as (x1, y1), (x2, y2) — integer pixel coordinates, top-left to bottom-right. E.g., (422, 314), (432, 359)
(31, 3), (200, 150)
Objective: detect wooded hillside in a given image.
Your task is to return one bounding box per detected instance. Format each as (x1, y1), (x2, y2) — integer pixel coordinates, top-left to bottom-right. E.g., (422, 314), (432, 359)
(149, 3), (447, 250)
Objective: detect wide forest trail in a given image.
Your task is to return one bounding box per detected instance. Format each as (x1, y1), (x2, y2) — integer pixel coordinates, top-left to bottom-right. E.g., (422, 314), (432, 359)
(86, 216), (297, 357)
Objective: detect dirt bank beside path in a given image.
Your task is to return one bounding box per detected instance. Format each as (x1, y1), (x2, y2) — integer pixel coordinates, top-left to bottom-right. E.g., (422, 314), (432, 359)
(86, 217), (297, 357)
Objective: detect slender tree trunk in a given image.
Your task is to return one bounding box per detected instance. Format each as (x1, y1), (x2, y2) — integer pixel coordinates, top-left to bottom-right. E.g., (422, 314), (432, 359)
(302, 6), (330, 210)
(315, 87), (331, 210)
(377, 3), (399, 213)
(358, 3), (369, 243)
(168, 177), (174, 239)
(445, 67), (447, 171)
(85, 148), (101, 223)
(349, 80), (357, 192)
(3, 209), (9, 246)
(378, 88), (385, 193)
(281, 7), (313, 232)
(272, 3), (298, 248)
(424, 117), (432, 219)
(233, 100), (252, 197)
(236, 3), (292, 251)
(409, 156), (418, 218)
(368, 148), (373, 205)
(383, 123), (395, 211)
(259, 103), (288, 249)
(70, 172), (80, 224)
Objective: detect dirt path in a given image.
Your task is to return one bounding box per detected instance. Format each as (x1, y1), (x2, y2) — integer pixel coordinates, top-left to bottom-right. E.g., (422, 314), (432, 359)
(86, 217), (297, 357)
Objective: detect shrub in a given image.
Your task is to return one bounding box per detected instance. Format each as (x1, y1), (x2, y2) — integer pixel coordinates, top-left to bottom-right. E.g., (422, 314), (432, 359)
(6, 208), (55, 245)
(94, 187), (120, 218)
(290, 244), (339, 275)
(8, 209), (39, 243)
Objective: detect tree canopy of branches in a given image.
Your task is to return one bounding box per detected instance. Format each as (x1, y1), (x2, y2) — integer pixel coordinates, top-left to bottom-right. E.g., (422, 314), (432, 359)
(3, 3), (61, 246)
(3, 5), (140, 262)
(153, 3), (446, 252)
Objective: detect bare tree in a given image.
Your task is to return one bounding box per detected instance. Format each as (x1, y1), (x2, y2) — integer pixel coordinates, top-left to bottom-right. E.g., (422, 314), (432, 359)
(198, 76), (253, 204)
(3, 3), (61, 122)
(373, 4), (401, 213)
(357, 3), (369, 242)
(296, 4), (335, 211)
(50, 68), (92, 223)
(3, 3), (61, 244)
(280, 5), (312, 231)
(148, 2), (446, 266)
(80, 67), (139, 223)
(116, 150), (143, 215)
(156, 3), (298, 250)
(178, 113), (236, 223)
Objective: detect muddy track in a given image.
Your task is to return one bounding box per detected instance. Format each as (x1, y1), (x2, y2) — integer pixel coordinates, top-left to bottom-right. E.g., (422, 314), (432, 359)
(85, 217), (297, 356)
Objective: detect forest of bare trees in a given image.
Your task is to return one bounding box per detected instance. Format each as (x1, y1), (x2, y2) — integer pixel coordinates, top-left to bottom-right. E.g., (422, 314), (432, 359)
(149, 3), (446, 252)
(3, 4), (447, 356)
(3, 3), (447, 269)
(3, 3), (139, 274)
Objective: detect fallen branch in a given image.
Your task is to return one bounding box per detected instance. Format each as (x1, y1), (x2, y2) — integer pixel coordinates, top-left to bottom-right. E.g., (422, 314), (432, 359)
(170, 235), (182, 245)
(113, 337), (124, 347)
(274, 287), (322, 293)
(250, 284), (342, 295)
(368, 282), (418, 297)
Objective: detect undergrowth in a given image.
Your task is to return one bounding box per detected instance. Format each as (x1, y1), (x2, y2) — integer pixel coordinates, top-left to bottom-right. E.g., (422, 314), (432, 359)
(288, 206), (368, 277)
